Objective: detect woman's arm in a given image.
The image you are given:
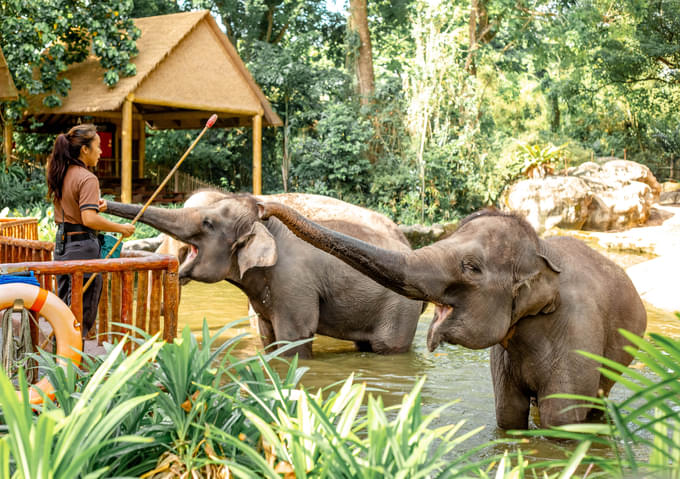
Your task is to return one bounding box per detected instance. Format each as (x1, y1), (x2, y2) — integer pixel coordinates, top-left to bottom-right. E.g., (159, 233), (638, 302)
(81, 209), (135, 237)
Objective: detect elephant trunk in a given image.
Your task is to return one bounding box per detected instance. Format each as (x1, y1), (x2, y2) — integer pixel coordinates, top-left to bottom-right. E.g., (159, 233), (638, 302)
(106, 201), (194, 240)
(258, 201), (426, 301)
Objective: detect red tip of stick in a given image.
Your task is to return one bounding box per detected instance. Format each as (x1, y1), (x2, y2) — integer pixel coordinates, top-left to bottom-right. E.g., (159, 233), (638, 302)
(206, 114), (218, 128)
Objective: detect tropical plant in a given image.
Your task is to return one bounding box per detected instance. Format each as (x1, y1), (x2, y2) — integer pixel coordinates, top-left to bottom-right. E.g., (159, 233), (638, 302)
(513, 323), (680, 478)
(0, 162), (47, 211)
(0, 0), (139, 122)
(514, 141), (569, 179)
(212, 373), (512, 478)
(0, 336), (162, 479)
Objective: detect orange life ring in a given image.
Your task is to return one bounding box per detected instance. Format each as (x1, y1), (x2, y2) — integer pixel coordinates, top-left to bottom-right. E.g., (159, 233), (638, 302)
(0, 282), (82, 405)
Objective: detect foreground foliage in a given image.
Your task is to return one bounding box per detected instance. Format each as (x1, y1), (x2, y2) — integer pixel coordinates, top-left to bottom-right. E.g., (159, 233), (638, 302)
(0, 319), (679, 478)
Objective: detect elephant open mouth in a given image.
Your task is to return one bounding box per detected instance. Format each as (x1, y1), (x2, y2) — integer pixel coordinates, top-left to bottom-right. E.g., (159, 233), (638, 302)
(427, 303), (454, 351)
(178, 244), (200, 284)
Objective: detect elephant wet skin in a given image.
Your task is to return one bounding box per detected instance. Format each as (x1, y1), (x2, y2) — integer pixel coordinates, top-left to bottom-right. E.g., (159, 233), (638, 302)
(105, 195), (424, 359)
(257, 202), (647, 429)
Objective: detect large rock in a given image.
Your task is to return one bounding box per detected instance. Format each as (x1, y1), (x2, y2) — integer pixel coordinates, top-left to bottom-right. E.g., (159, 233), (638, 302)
(501, 159), (660, 232)
(399, 222), (459, 248)
(500, 176), (593, 234)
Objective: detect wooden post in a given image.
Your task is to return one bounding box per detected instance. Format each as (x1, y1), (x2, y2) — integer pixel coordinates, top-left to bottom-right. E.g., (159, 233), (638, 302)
(114, 127), (120, 177)
(252, 113), (262, 195)
(138, 119), (146, 178)
(3, 121), (12, 166)
(121, 95), (133, 203)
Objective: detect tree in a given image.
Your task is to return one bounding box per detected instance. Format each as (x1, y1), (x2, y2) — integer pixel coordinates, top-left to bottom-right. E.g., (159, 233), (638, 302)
(0, 0), (140, 121)
(348, 0), (375, 104)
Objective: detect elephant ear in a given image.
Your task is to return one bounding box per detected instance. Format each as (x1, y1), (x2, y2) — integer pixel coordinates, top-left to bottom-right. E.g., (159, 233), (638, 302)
(232, 222), (278, 279)
(512, 240), (562, 321)
(538, 239), (561, 273)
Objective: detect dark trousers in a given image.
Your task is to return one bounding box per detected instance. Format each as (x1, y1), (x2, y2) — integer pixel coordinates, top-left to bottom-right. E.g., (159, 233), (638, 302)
(54, 235), (102, 338)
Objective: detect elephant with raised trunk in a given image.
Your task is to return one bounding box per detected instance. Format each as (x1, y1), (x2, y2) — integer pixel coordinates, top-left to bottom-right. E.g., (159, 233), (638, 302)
(257, 202), (647, 428)
(105, 194), (424, 358)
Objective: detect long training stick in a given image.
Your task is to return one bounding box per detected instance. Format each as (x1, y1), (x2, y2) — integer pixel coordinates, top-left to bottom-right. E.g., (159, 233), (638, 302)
(82, 114), (218, 293)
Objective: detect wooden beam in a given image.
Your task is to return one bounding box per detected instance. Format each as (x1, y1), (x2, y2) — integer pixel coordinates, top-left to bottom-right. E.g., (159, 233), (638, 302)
(3, 120), (12, 166)
(252, 114), (262, 195)
(138, 120), (146, 178)
(121, 95), (133, 203)
(142, 111), (225, 122)
(133, 96), (261, 117)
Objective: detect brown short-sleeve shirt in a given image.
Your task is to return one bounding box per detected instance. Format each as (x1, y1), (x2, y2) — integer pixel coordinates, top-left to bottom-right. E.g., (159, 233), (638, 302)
(54, 165), (100, 224)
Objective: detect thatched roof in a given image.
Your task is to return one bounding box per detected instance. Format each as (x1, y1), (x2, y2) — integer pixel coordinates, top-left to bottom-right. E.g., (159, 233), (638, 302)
(0, 46), (18, 101)
(23, 10), (281, 129)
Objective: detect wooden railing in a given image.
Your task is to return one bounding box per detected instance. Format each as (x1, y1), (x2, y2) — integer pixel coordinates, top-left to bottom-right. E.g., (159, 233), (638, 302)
(0, 252), (179, 346)
(0, 215), (180, 348)
(0, 217), (39, 240)
(0, 235), (54, 264)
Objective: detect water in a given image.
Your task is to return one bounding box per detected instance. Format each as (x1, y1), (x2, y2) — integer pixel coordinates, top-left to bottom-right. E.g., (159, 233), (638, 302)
(178, 280), (679, 460)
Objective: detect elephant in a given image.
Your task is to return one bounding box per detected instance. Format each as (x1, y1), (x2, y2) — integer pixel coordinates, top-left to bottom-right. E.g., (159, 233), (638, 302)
(155, 190), (229, 266)
(105, 193), (424, 358)
(257, 202), (648, 429)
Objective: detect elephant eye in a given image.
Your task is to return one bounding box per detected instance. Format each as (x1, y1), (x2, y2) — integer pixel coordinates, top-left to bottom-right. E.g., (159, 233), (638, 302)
(202, 218), (214, 231)
(462, 259), (481, 274)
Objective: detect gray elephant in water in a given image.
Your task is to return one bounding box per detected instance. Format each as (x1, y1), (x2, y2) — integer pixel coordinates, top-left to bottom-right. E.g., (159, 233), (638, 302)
(106, 194), (424, 358)
(258, 202), (647, 428)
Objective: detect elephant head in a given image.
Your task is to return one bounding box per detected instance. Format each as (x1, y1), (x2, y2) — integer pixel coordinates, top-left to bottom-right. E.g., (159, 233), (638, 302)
(154, 190), (228, 274)
(107, 196), (277, 284)
(258, 203), (562, 351)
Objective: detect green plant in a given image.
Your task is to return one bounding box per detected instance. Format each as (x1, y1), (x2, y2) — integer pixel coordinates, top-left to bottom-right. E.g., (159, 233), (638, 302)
(515, 141), (569, 179)
(0, 163), (47, 211)
(513, 324), (680, 478)
(213, 374), (509, 478)
(0, 336), (162, 478)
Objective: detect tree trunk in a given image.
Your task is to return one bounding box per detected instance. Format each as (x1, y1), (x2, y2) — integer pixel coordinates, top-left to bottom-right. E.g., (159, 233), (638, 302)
(349, 0), (375, 105)
(465, 0), (491, 75)
(550, 93), (560, 132)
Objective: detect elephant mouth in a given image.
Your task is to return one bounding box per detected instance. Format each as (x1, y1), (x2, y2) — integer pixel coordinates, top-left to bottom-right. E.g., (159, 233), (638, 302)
(433, 303), (453, 327)
(178, 244), (199, 284)
(427, 303), (454, 352)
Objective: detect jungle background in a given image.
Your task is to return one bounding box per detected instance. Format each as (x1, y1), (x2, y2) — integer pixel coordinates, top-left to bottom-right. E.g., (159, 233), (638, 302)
(1, 0), (679, 225)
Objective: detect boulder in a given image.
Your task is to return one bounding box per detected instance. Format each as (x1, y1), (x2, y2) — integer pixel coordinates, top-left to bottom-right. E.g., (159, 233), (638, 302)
(582, 180), (654, 230)
(501, 159), (660, 232)
(500, 176), (593, 234)
(660, 190), (680, 205)
(399, 222), (459, 248)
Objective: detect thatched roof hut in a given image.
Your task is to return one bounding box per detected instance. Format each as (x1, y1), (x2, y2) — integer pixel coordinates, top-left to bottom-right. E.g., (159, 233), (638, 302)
(0, 47), (17, 102)
(11, 10), (281, 201)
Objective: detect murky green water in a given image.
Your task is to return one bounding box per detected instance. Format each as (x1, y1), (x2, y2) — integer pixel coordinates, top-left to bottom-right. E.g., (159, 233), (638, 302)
(178, 279), (679, 460)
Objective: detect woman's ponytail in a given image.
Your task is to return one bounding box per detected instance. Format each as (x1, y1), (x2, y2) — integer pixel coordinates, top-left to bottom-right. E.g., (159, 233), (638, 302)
(46, 125), (96, 201)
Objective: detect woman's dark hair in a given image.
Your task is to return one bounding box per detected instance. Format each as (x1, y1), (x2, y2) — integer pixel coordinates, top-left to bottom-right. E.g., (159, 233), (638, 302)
(47, 123), (98, 200)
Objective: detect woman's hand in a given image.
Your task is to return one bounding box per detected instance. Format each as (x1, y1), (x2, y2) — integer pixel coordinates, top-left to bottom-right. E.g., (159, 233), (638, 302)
(98, 199), (107, 212)
(82, 209), (135, 237)
(118, 223), (135, 238)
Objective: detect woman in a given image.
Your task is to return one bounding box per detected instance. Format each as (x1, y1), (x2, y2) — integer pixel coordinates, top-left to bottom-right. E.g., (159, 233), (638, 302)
(46, 124), (135, 339)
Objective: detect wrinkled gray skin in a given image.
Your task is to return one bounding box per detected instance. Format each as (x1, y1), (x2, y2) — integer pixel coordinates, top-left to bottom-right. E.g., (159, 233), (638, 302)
(258, 202), (647, 429)
(106, 194), (423, 358)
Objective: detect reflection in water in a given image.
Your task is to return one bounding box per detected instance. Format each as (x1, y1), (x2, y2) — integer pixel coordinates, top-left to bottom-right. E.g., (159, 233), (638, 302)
(178, 280), (679, 460)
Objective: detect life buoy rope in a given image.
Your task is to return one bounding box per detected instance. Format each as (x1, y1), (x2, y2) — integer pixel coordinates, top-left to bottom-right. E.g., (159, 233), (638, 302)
(0, 283), (82, 405)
